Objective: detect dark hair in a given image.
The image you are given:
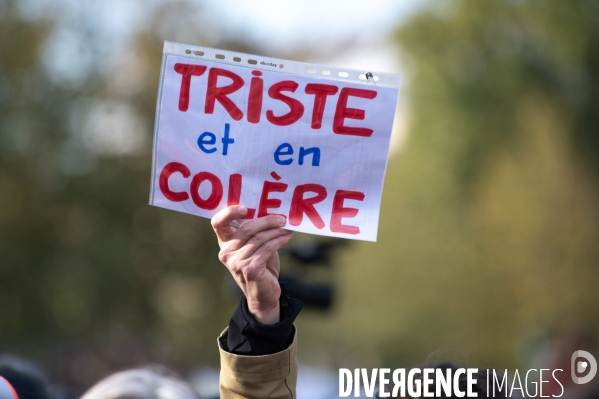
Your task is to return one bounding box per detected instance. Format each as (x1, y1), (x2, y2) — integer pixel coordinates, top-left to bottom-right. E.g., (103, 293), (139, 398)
(0, 355), (50, 399)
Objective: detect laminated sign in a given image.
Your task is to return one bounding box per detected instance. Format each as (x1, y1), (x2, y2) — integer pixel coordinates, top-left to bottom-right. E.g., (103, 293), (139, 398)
(150, 41), (401, 241)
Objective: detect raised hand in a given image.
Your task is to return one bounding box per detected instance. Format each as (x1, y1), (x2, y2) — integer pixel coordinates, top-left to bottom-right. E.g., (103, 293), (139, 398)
(211, 205), (293, 324)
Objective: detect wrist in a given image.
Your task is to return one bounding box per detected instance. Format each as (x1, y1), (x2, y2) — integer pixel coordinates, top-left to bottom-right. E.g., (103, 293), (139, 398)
(247, 301), (280, 324)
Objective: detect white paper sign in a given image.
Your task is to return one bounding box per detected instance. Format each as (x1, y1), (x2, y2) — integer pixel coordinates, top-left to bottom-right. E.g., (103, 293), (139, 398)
(150, 42), (401, 241)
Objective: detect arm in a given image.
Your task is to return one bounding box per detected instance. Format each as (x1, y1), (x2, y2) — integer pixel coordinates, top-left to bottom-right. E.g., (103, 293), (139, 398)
(211, 206), (300, 399)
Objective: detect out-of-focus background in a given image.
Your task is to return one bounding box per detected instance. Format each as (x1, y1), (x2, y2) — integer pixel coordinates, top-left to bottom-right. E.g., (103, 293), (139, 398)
(1, 0), (599, 397)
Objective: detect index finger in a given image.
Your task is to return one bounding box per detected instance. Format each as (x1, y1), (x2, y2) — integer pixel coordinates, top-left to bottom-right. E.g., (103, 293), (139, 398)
(211, 205), (248, 241)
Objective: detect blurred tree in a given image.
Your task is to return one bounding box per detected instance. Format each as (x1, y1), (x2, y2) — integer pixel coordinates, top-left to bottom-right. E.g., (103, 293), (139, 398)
(297, 0), (599, 370)
(0, 0), (267, 388)
(3, 0), (599, 388)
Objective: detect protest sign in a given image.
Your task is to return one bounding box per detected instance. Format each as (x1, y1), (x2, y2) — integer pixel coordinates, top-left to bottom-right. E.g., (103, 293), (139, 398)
(149, 41), (401, 241)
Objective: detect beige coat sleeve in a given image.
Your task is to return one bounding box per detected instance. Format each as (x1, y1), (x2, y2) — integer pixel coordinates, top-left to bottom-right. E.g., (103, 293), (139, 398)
(218, 327), (298, 399)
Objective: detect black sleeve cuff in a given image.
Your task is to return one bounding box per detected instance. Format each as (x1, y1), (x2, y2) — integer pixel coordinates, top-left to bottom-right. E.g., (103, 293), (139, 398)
(225, 283), (304, 356)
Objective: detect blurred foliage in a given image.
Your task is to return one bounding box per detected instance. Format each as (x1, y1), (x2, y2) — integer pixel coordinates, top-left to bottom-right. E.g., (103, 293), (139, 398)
(0, 0), (254, 387)
(297, 0), (599, 370)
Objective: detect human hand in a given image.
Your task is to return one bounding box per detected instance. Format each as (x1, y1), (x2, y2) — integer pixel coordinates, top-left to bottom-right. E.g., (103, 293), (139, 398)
(211, 205), (293, 324)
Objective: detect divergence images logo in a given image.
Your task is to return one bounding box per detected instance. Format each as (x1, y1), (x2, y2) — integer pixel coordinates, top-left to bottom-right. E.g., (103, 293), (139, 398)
(571, 350), (597, 385)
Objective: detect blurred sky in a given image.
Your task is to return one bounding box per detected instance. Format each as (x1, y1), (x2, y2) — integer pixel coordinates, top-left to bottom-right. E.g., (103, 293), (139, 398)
(17, 0), (425, 72)
(206, 0), (424, 69)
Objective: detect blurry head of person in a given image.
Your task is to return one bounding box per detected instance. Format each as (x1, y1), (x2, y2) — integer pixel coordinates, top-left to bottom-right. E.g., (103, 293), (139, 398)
(0, 355), (50, 399)
(0, 376), (19, 399)
(81, 365), (199, 399)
